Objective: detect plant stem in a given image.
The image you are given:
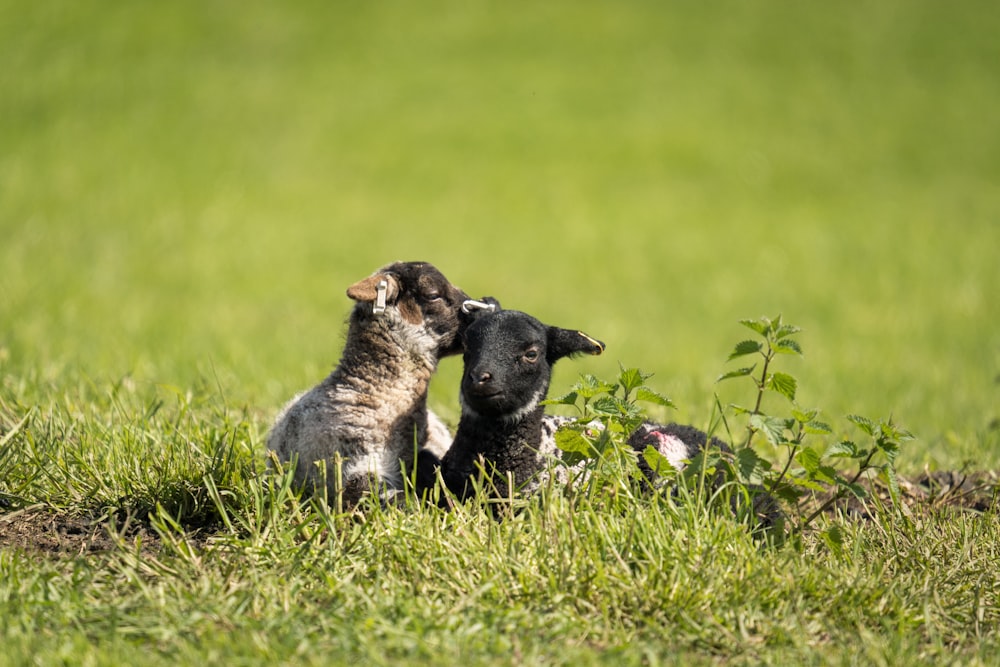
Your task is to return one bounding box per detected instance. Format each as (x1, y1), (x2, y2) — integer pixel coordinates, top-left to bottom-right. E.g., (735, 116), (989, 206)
(743, 345), (773, 449)
(799, 449), (880, 530)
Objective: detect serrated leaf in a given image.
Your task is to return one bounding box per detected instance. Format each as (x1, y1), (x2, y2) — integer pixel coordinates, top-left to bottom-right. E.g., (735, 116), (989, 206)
(643, 445), (677, 477)
(834, 478), (868, 499)
(767, 372), (797, 401)
(847, 414), (877, 436)
(774, 339), (803, 356)
(821, 525), (845, 558)
(572, 374), (617, 399)
(728, 339), (763, 361)
(878, 419), (915, 444)
(541, 391), (578, 407)
(735, 447), (769, 483)
(824, 440), (858, 459)
(876, 438), (900, 464)
(791, 406), (818, 424)
(749, 414), (790, 446)
(590, 396), (623, 416)
(774, 485), (805, 503)
(815, 464), (839, 485)
(740, 318), (770, 337)
(775, 324), (803, 340)
(634, 388), (675, 408)
(554, 428), (594, 456)
(618, 366), (652, 394)
(716, 365), (756, 384)
(796, 447), (821, 474)
(788, 476), (826, 492)
(681, 449), (723, 484)
(804, 421), (833, 435)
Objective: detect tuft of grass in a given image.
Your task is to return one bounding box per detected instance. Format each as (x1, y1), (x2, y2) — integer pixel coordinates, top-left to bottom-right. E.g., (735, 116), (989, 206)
(0, 378), (259, 525)
(2, 451), (999, 665)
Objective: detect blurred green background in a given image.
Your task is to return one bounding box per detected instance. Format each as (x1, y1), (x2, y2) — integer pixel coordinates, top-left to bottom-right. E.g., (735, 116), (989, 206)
(2, 0), (998, 469)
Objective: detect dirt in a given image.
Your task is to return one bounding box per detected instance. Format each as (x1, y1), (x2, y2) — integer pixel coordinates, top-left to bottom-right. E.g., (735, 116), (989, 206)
(0, 505), (162, 558)
(814, 469), (1000, 520)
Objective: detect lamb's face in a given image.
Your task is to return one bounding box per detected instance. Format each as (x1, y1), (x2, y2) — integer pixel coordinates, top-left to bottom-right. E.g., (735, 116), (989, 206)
(346, 261), (473, 357)
(461, 310), (605, 420)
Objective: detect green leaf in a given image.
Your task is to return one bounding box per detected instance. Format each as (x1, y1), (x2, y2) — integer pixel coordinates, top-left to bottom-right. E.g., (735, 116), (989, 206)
(787, 476), (826, 492)
(634, 387), (675, 409)
(876, 438), (900, 465)
(681, 449), (723, 484)
(838, 481), (867, 499)
(878, 419), (915, 444)
(824, 440), (858, 459)
(774, 338), (803, 356)
(642, 445), (677, 478)
(617, 366), (652, 394)
(804, 420), (833, 435)
(847, 414), (877, 436)
(735, 447), (770, 483)
(821, 524), (846, 558)
(815, 464), (839, 485)
(796, 447), (821, 474)
(740, 318), (770, 337)
(590, 396), (624, 416)
(791, 406), (818, 424)
(767, 372), (797, 401)
(775, 324), (803, 340)
(716, 365), (756, 383)
(749, 414), (790, 446)
(572, 374), (617, 400)
(773, 485), (805, 504)
(728, 340), (763, 361)
(541, 391), (578, 407)
(554, 428), (594, 456)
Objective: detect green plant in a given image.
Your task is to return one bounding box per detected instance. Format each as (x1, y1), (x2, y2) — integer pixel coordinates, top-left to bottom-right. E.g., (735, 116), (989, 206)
(546, 315), (914, 538)
(717, 315), (914, 534)
(543, 365), (678, 500)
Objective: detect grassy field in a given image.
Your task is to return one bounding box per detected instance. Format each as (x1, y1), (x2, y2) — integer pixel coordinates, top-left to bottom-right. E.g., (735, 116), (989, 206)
(2, 0), (999, 664)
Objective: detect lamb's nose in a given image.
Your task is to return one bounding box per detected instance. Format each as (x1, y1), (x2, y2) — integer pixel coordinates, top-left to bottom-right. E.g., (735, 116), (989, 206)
(473, 371), (492, 385)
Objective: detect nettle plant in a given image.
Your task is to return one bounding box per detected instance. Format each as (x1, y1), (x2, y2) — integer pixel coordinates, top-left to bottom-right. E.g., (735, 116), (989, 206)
(719, 315), (914, 530)
(548, 315), (914, 536)
(545, 367), (676, 496)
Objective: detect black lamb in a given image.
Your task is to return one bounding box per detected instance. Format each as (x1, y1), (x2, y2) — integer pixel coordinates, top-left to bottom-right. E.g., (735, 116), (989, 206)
(419, 307), (781, 530)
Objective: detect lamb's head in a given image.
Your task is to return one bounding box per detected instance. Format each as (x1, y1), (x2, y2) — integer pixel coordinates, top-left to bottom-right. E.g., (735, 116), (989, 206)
(460, 309), (605, 421)
(346, 261), (486, 357)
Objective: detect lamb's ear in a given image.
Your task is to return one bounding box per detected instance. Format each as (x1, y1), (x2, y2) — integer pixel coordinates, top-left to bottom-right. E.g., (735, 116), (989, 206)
(346, 273), (400, 305)
(546, 326), (605, 363)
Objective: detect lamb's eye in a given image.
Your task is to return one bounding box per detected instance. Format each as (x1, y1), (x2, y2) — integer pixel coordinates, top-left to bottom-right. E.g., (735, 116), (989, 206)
(425, 292), (442, 302)
(523, 348), (540, 363)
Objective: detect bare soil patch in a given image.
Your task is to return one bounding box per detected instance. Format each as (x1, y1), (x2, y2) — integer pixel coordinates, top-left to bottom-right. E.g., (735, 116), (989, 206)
(0, 505), (161, 558)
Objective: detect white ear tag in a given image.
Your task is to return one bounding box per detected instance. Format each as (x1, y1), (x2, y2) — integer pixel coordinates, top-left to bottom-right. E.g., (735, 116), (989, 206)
(373, 279), (388, 315)
(461, 299), (497, 314)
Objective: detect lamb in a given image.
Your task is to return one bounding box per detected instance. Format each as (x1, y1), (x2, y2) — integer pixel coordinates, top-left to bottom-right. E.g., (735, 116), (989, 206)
(266, 261), (489, 507)
(417, 308), (608, 503)
(419, 307), (780, 530)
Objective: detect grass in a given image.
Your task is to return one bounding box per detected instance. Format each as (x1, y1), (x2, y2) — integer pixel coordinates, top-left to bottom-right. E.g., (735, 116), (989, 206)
(2, 0), (999, 664)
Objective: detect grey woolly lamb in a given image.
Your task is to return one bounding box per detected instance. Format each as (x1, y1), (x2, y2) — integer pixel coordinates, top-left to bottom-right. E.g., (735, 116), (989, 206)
(266, 261), (483, 506)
